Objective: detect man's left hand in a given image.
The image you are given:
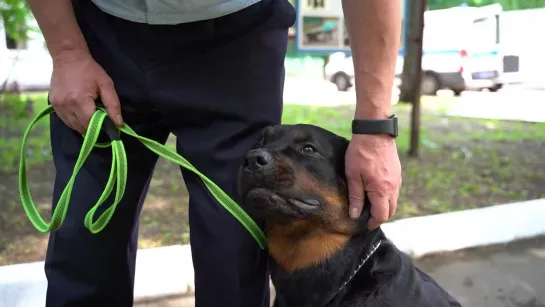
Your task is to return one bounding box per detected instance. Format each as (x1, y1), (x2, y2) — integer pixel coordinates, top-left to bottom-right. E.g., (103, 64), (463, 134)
(345, 134), (402, 229)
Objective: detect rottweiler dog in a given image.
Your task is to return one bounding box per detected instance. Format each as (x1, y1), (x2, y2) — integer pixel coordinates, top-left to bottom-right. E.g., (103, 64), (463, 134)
(237, 124), (462, 307)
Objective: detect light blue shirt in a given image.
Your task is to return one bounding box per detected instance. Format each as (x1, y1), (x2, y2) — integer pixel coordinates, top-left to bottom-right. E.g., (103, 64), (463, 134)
(91, 0), (263, 24)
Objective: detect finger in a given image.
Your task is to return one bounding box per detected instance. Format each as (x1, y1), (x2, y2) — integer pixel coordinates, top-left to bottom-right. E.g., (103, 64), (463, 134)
(74, 97), (97, 132)
(55, 106), (84, 133)
(51, 100), (74, 130)
(388, 194), (398, 219)
(67, 112), (86, 134)
(52, 107), (70, 127)
(388, 183), (401, 219)
(367, 192), (389, 230)
(346, 171), (365, 219)
(56, 111), (77, 132)
(51, 95), (87, 133)
(98, 78), (123, 126)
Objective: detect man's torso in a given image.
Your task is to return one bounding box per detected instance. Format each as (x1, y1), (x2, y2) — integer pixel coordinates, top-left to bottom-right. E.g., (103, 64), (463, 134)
(90, 0), (263, 24)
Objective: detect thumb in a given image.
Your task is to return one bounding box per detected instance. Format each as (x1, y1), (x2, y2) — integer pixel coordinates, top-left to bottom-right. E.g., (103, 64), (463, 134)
(98, 79), (123, 126)
(346, 172), (365, 219)
(366, 192), (389, 230)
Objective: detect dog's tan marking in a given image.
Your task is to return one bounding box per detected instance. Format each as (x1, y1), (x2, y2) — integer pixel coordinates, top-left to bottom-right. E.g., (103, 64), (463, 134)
(264, 126), (275, 140)
(267, 222), (351, 272)
(266, 171), (360, 272)
(274, 154), (296, 186)
(296, 172), (357, 234)
(293, 131), (311, 143)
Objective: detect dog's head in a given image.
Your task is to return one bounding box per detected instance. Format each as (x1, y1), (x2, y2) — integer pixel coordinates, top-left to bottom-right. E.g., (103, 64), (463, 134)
(238, 125), (370, 271)
(237, 124), (356, 229)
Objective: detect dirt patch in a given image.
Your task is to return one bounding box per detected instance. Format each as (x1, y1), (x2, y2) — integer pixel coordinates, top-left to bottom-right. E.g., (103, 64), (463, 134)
(0, 153), (190, 265)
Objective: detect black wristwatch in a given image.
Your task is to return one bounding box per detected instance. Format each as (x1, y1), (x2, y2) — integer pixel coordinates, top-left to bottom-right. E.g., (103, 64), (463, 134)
(351, 114), (398, 138)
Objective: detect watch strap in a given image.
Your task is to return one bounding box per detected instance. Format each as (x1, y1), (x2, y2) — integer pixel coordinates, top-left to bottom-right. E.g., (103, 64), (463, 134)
(351, 115), (398, 138)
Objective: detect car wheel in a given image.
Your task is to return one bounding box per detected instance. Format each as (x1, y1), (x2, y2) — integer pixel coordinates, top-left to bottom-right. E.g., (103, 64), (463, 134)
(420, 73), (440, 96)
(488, 84), (503, 92)
(333, 73), (350, 91)
(452, 89), (463, 96)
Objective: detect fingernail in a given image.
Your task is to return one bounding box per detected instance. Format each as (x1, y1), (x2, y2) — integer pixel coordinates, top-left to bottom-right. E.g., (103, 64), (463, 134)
(116, 115), (123, 126)
(350, 207), (360, 219)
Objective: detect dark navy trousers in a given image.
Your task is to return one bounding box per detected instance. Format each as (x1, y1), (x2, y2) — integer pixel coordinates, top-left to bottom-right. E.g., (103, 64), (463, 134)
(44, 1), (295, 306)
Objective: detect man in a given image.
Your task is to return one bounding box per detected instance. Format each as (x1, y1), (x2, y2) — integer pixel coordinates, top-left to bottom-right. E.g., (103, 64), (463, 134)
(26, 0), (402, 306)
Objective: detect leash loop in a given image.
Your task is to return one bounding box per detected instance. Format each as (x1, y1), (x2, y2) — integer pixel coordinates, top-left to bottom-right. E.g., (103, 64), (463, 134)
(18, 105), (267, 249)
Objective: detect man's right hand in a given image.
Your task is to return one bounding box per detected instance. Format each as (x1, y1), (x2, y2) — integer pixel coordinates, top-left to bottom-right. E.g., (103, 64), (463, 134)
(49, 50), (123, 134)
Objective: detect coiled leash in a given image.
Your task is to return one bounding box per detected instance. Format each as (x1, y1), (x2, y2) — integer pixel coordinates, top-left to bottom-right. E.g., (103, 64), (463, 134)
(18, 105), (267, 249)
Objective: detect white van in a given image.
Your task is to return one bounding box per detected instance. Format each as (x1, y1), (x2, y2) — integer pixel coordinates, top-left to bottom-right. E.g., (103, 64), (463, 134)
(398, 3), (504, 95)
(326, 4), (504, 95)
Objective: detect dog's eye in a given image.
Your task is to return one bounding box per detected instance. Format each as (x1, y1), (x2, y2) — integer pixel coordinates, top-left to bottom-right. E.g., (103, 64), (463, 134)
(302, 144), (317, 154)
(253, 142), (262, 149)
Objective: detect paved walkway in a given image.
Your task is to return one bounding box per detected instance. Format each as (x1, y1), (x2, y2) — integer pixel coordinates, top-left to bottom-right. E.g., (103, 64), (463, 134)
(282, 78), (400, 107)
(415, 235), (545, 307)
(136, 236), (545, 307)
(282, 78), (545, 123)
(435, 88), (545, 123)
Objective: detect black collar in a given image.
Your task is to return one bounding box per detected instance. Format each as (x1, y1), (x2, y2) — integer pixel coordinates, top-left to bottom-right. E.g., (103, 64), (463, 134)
(318, 237), (383, 307)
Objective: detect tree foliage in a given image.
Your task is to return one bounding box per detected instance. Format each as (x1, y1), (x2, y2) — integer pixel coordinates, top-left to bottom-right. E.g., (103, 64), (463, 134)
(0, 0), (33, 40)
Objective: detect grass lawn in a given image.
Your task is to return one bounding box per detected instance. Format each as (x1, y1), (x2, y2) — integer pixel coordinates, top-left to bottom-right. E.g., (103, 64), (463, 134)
(1, 93), (544, 265)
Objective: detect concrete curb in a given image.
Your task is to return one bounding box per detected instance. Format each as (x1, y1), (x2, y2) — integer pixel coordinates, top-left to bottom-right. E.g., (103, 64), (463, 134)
(381, 198), (545, 257)
(1, 198), (544, 306)
(0, 245), (195, 307)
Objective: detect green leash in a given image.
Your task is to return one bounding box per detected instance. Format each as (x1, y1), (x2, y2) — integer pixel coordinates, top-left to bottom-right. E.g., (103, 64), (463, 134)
(18, 105), (267, 249)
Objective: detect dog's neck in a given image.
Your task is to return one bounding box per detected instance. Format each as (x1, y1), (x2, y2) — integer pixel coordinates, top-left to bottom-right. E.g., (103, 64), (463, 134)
(266, 220), (354, 273)
(268, 226), (385, 307)
(265, 198), (373, 273)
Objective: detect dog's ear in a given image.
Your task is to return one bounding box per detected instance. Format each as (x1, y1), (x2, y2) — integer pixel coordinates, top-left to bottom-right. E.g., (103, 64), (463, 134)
(332, 136), (374, 232)
(334, 137), (350, 178)
(356, 193), (373, 232)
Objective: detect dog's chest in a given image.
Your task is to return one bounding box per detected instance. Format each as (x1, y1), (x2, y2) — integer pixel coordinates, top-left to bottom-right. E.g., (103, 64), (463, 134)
(270, 261), (347, 307)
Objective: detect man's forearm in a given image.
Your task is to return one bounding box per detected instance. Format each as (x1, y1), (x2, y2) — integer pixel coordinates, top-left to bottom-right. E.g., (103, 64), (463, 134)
(342, 0), (402, 120)
(26, 0), (89, 59)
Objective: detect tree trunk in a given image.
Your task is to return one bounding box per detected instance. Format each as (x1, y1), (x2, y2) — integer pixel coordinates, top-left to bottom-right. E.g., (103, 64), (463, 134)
(406, 0), (426, 157)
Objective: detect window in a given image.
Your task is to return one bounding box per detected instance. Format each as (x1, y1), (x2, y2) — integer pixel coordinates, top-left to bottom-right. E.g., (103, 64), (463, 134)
(471, 16), (499, 47)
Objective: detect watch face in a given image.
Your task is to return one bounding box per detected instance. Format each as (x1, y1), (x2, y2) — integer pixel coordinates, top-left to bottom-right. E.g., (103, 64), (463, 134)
(391, 115), (398, 138)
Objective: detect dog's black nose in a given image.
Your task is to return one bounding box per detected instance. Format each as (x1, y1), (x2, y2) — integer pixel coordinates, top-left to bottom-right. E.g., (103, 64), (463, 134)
(244, 149), (274, 170)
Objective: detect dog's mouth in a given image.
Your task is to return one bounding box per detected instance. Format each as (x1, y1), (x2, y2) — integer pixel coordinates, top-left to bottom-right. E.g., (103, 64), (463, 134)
(245, 187), (321, 213)
(287, 197), (320, 210)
